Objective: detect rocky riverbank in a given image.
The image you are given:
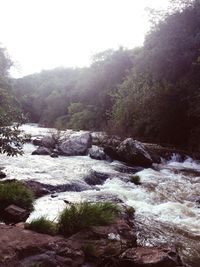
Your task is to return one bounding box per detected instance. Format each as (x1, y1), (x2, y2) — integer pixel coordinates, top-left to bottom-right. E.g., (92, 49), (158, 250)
(0, 124), (199, 267)
(0, 214), (183, 267)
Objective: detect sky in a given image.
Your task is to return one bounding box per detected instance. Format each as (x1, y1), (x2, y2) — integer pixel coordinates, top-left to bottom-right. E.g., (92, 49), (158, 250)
(0, 0), (169, 77)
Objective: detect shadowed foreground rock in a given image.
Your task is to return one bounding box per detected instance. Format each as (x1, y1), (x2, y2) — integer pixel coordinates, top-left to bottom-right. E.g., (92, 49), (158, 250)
(0, 218), (184, 267)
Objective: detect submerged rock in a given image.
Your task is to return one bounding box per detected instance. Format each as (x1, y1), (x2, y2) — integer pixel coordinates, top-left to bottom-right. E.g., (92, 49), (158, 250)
(59, 132), (92, 156)
(0, 170), (6, 179)
(84, 170), (110, 186)
(32, 146), (51, 155)
(23, 180), (90, 199)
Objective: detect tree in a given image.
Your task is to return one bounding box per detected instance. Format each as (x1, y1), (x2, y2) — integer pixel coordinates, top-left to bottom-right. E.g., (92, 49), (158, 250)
(0, 45), (24, 156)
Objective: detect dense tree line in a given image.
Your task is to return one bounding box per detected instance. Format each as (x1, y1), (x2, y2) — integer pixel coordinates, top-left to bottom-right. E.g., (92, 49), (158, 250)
(13, 0), (200, 150)
(0, 46), (24, 155)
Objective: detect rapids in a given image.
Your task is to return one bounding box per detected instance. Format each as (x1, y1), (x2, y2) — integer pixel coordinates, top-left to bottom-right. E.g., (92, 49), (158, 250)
(0, 124), (199, 266)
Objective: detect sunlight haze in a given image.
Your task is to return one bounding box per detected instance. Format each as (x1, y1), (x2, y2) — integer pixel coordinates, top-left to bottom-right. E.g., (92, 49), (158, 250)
(0, 0), (169, 77)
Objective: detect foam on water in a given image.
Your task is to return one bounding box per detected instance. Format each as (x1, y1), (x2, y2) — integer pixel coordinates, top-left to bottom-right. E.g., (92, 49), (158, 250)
(1, 124), (200, 266)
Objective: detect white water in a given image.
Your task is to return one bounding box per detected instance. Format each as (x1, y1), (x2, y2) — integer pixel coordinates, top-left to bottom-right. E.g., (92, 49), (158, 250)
(0, 124), (200, 266)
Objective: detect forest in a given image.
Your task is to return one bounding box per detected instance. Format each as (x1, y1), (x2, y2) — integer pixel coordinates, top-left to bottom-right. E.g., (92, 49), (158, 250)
(2, 0), (200, 151)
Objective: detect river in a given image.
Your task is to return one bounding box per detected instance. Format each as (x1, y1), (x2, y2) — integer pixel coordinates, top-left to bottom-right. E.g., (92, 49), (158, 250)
(0, 124), (199, 266)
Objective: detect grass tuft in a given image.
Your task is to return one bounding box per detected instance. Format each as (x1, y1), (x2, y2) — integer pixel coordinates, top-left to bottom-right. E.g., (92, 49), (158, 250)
(58, 201), (120, 236)
(129, 175), (141, 185)
(25, 216), (57, 235)
(0, 181), (34, 212)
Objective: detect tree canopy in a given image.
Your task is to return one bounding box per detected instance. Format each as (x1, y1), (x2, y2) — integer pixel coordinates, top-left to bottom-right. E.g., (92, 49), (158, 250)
(12, 0), (200, 151)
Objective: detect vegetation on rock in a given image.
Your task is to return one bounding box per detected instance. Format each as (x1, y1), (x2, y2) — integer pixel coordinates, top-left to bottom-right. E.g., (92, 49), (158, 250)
(0, 181), (34, 212)
(129, 175), (141, 185)
(25, 216), (57, 235)
(58, 201), (120, 236)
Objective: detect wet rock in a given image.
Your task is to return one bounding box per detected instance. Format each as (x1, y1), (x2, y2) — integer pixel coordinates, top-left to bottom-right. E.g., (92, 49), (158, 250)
(22, 180), (89, 199)
(32, 138), (42, 146)
(3, 205), (29, 223)
(114, 164), (143, 174)
(0, 224), (84, 267)
(32, 146), (52, 155)
(144, 143), (188, 162)
(120, 246), (183, 267)
(84, 170), (110, 185)
(89, 146), (107, 160)
(59, 132), (92, 156)
(92, 133), (122, 148)
(51, 193), (58, 198)
(50, 152), (58, 158)
(117, 138), (153, 167)
(41, 136), (56, 149)
(22, 180), (51, 198)
(0, 170), (6, 179)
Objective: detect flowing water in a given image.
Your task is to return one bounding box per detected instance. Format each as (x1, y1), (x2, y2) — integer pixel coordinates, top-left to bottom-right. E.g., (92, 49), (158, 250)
(0, 124), (200, 266)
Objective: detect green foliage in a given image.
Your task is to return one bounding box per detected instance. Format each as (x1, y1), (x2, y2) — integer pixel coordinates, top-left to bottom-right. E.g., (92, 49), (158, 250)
(0, 46), (25, 156)
(67, 102), (96, 130)
(13, 48), (133, 130)
(126, 206), (135, 217)
(83, 243), (97, 258)
(11, 1), (200, 150)
(25, 216), (57, 235)
(129, 175), (141, 185)
(58, 202), (120, 236)
(0, 181), (34, 211)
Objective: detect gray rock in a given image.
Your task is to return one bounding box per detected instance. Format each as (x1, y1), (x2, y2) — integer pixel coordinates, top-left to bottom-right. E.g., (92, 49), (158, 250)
(32, 146), (51, 155)
(32, 138), (42, 146)
(4, 205), (29, 223)
(117, 138), (153, 167)
(0, 171), (6, 179)
(59, 132), (92, 156)
(89, 145), (106, 160)
(50, 152), (58, 158)
(84, 170), (110, 185)
(41, 136), (56, 149)
(120, 246), (183, 267)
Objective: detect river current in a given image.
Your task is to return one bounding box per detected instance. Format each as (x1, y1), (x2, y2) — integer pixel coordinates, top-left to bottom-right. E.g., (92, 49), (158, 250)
(0, 124), (199, 266)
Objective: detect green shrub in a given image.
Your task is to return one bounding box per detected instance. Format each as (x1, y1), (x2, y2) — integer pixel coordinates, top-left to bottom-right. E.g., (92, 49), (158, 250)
(129, 175), (141, 185)
(126, 206), (135, 217)
(25, 216), (57, 235)
(83, 243), (97, 258)
(0, 181), (34, 211)
(58, 202), (120, 236)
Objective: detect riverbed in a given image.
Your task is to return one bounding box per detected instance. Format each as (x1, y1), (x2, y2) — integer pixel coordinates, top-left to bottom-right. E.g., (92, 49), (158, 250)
(0, 124), (199, 266)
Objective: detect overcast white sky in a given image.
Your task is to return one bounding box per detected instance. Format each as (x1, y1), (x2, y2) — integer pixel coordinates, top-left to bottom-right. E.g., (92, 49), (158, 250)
(0, 0), (169, 77)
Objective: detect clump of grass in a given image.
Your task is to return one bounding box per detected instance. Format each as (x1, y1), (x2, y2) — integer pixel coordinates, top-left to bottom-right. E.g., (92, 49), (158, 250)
(83, 243), (97, 258)
(0, 181), (34, 211)
(129, 175), (141, 185)
(126, 206), (135, 217)
(58, 201), (120, 236)
(25, 216), (58, 235)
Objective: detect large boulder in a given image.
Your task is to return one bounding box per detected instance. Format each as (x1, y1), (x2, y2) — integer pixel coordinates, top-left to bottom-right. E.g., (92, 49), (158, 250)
(117, 138), (153, 167)
(32, 146), (51, 155)
(105, 138), (153, 167)
(58, 132), (92, 156)
(89, 145), (107, 160)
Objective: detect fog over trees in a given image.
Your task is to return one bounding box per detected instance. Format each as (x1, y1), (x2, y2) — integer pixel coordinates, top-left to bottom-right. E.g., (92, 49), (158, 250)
(1, 0), (200, 150)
